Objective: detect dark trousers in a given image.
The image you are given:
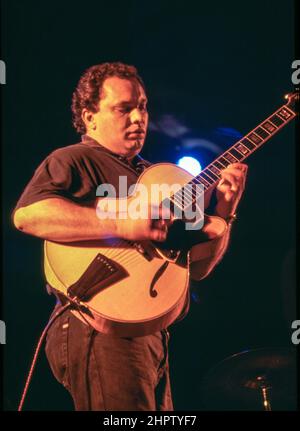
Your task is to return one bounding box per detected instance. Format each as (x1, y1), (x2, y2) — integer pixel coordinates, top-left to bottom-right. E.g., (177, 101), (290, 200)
(45, 307), (174, 411)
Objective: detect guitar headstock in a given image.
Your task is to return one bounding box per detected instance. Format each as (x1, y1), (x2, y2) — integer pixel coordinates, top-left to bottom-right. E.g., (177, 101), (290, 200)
(284, 90), (299, 112)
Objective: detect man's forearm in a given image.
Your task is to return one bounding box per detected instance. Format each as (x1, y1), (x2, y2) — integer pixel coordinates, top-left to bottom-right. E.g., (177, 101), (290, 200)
(211, 221), (232, 265)
(13, 198), (117, 242)
(190, 220), (232, 281)
(207, 222), (232, 274)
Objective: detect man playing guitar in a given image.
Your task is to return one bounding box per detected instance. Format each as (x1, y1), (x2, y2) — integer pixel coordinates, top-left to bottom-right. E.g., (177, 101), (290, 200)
(13, 62), (247, 411)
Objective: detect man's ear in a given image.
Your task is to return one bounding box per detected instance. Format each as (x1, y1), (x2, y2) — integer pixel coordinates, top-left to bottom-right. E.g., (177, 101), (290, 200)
(81, 109), (96, 131)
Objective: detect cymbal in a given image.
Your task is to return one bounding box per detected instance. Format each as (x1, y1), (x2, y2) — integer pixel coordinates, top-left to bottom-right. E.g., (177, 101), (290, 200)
(200, 347), (297, 410)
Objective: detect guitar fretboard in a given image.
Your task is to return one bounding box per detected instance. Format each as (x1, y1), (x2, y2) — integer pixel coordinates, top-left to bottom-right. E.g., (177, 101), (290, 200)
(169, 93), (297, 210)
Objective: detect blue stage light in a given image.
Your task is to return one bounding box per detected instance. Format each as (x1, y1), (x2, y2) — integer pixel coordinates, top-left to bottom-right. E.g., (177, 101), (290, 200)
(177, 156), (202, 176)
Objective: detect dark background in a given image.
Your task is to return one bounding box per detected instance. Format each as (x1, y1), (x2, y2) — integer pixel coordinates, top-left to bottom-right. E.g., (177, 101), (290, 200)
(1, 0), (297, 411)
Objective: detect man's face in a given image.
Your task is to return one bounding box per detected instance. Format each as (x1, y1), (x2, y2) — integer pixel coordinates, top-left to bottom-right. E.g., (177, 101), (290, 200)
(89, 76), (148, 158)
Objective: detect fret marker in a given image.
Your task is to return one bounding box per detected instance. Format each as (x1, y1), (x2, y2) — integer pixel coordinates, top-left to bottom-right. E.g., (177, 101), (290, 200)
(262, 121), (277, 133)
(248, 133), (262, 145)
(277, 108), (293, 120)
(209, 165), (221, 175)
(236, 143), (249, 155)
(224, 152), (238, 163)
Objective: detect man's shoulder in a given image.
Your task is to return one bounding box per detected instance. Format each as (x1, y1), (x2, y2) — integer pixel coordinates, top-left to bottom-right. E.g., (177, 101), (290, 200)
(47, 142), (97, 164)
(50, 142), (88, 157)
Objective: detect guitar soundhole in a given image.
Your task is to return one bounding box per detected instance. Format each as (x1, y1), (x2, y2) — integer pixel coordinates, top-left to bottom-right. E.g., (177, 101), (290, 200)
(149, 261), (169, 298)
(150, 290), (158, 298)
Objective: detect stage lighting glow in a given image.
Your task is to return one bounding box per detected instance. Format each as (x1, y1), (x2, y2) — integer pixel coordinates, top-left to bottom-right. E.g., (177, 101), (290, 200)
(177, 156), (202, 176)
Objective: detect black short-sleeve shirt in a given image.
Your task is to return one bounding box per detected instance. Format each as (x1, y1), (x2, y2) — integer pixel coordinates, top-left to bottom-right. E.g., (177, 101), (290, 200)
(15, 135), (151, 210)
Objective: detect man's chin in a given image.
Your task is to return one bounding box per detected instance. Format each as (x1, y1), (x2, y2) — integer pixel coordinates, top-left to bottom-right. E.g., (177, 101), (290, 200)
(125, 139), (144, 154)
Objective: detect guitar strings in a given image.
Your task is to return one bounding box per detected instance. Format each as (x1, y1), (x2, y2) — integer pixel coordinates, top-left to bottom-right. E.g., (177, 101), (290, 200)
(105, 244), (142, 266)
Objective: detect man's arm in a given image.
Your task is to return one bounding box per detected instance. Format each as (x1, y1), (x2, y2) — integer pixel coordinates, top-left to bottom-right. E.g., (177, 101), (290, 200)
(190, 163), (248, 281)
(13, 197), (168, 243)
(13, 198), (115, 242)
(190, 220), (232, 281)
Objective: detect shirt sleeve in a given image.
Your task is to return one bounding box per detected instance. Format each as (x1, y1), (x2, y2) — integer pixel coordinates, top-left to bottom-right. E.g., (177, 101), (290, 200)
(14, 153), (95, 211)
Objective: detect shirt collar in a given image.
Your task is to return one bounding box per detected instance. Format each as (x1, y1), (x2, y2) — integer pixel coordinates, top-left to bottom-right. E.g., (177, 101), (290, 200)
(81, 134), (148, 170)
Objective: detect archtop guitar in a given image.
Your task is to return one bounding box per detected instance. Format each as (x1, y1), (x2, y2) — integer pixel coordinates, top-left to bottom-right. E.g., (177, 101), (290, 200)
(44, 92), (298, 337)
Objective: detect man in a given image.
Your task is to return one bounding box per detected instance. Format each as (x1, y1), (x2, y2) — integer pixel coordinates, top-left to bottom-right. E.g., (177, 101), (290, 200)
(13, 62), (248, 411)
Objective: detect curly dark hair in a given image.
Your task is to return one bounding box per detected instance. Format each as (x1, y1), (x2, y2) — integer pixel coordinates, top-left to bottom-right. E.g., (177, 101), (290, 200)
(71, 62), (146, 134)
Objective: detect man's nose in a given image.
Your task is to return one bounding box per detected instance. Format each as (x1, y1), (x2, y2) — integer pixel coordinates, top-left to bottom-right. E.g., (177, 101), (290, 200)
(130, 108), (144, 124)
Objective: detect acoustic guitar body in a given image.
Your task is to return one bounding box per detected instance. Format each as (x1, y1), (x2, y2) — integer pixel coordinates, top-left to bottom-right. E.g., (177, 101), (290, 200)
(44, 163), (219, 337)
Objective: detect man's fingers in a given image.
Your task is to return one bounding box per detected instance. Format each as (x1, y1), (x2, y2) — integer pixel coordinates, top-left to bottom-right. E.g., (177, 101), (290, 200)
(219, 163), (248, 191)
(150, 229), (167, 242)
(221, 167), (247, 178)
(219, 172), (239, 191)
(225, 163), (248, 171)
(151, 219), (168, 230)
(159, 205), (173, 221)
(217, 183), (234, 201)
(221, 163), (248, 181)
(151, 204), (173, 221)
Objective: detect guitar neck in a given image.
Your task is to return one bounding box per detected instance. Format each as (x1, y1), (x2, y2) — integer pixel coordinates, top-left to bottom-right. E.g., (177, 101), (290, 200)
(192, 93), (297, 191)
(166, 92), (298, 210)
